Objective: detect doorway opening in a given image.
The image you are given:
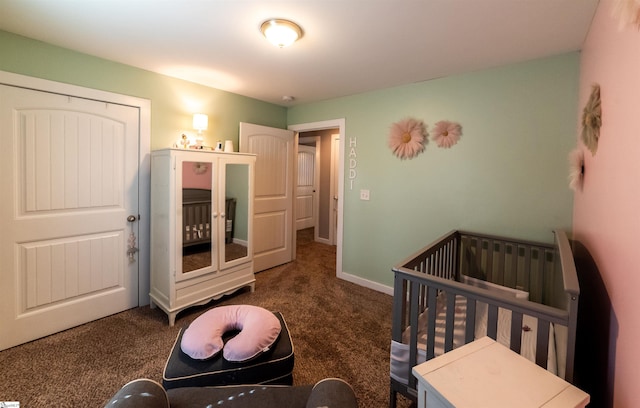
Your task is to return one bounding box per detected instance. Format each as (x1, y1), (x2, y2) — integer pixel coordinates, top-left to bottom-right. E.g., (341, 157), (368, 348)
(289, 119), (345, 279)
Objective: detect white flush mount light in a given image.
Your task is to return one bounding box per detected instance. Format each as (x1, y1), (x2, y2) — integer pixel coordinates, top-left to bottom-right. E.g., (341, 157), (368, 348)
(260, 19), (303, 48)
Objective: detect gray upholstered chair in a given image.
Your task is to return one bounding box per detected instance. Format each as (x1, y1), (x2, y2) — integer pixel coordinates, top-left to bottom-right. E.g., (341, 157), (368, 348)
(104, 377), (358, 408)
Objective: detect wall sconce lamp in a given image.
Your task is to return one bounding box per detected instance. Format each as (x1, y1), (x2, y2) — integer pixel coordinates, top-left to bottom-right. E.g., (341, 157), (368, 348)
(260, 19), (303, 48)
(193, 113), (208, 135)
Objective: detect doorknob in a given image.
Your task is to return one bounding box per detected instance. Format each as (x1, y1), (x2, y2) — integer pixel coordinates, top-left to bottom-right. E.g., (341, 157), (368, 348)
(126, 215), (138, 262)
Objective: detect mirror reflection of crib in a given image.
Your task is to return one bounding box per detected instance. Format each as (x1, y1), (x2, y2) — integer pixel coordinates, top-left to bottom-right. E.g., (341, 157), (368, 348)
(182, 188), (243, 270)
(182, 188), (213, 247)
(182, 189), (237, 246)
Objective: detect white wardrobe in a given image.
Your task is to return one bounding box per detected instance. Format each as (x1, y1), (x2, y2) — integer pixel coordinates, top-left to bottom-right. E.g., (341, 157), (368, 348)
(150, 148), (256, 326)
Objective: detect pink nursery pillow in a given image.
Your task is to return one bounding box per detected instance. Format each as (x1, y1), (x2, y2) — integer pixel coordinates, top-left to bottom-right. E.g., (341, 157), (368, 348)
(180, 305), (281, 362)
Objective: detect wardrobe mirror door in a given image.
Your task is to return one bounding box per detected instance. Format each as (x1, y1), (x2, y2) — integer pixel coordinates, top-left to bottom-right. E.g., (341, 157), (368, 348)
(224, 162), (249, 263)
(181, 160), (213, 274)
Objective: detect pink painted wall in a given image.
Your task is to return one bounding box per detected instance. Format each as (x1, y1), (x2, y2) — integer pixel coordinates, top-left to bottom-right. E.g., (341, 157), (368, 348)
(182, 161), (212, 190)
(574, 0), (640, 406)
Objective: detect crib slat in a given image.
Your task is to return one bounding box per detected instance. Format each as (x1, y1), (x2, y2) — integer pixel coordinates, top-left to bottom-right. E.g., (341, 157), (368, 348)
(544, 249), (555, 305)
(532, 248), (544, 304)
(442, 244), (450, 279)
(391, 273), (406, 340)
(438, 248), (444, 278)
(444, 293), (456, 352)
(536, 318), (550, 368)
(185, 206), (193, 241)
(475, 238), (482, 274)
(408, 281), (421, 390)
(486, 238), (494, 282)
(448, 242), (453, 276)
(494, 241), (505, 286)
(486, 304), (498, 340)
(460, 235), (469, 277)
(509, 244), (518, 289)
(464, 298), (476, 343)
(510, 311), (523, 354)
(426, 286), (438, 360)
(522, 246), (531, 292)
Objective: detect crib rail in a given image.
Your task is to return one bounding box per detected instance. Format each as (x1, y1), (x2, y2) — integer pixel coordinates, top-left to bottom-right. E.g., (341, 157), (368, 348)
(389, 230), (579, 407)
(459, 231), (556, 305)
(392, 230), (460, 333)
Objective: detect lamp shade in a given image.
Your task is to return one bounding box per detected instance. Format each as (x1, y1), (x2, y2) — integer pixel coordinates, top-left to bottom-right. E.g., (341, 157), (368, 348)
(193, 114), (208, 132)
(261, 19), (303, 48)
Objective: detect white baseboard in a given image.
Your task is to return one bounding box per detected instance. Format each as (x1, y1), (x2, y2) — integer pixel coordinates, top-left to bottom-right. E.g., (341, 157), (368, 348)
(336, 271), (394, 296)
(315, 237), (332, 245)
(233, 238), (248, 246)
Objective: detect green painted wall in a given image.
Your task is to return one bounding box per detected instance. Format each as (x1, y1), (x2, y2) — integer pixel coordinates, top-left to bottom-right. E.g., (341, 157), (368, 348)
(0, 29), (578, 289)
(0, 30), (287, 149)
(288, 53), (579, 287)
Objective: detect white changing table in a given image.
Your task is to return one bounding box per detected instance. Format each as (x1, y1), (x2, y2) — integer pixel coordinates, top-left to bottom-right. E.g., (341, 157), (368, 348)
(412, 336), (589, 408)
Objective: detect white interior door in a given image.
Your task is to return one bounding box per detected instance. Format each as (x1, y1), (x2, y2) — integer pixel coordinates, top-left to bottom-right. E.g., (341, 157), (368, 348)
(239, 122), (295, 272)
(296, 144), (317, 231)
(0, 84), (140, 351)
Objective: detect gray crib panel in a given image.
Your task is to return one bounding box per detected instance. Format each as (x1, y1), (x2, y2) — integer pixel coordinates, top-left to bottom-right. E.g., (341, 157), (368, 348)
(389, 229), (580, 408)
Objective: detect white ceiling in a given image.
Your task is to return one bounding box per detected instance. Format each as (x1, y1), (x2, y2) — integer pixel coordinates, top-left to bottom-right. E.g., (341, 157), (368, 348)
(0, 0), (599, 106)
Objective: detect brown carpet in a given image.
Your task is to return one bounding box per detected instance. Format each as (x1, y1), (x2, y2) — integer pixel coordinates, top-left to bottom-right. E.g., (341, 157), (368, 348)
(183, 241), (248, 272)
(0, 228), (413, 408)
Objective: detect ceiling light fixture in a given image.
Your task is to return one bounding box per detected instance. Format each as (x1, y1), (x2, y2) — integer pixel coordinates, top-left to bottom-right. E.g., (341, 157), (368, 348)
(260, 19), (303, 48)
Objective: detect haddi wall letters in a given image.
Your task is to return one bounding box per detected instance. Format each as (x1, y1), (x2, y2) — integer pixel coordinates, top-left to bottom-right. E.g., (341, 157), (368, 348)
(349, 136), (357, 190)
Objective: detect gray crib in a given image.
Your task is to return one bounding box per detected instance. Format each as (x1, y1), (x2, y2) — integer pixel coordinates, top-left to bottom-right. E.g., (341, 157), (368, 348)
(182, 188), (237, 247)
(182, 188), (212, 247)
(389, 230), (580, 407)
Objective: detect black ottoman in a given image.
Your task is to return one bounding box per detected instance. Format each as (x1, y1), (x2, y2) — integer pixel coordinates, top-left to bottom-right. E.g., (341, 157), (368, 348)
(163, 311), (294, 390)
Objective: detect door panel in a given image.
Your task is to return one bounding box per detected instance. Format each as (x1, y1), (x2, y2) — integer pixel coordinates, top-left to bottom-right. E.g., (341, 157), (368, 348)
(239, 122), (294, 272)
(296, 145), (316, 230)
(0, 85), (139, 351)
